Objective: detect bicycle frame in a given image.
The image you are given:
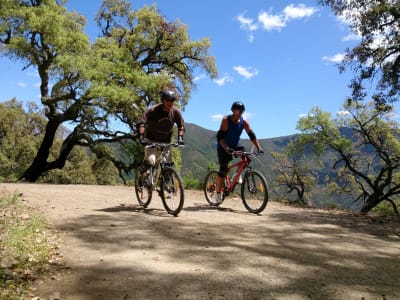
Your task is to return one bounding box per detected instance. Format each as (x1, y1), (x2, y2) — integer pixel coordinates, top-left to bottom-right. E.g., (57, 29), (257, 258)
(223, 152), (251, 194)
(145, 143), (177, 189)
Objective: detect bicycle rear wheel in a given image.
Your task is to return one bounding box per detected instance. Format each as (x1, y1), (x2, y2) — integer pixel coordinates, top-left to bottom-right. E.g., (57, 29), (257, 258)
(241, 170), (268, 213)
(160, 167), (184, 216)
(203, 170), (225, 206)
(134, 171), (152, 207)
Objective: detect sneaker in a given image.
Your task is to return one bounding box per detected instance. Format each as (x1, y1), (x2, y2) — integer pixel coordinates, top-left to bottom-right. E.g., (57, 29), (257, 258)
(215, 192), (223, 204)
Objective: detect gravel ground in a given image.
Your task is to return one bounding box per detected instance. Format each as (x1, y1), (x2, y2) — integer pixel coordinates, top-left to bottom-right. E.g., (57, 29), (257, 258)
(2, 183), (400, 300)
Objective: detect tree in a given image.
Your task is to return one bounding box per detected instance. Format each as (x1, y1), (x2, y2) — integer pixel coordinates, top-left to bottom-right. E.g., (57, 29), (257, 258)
(319, 0), (400, 106)
(271, 140), (316, 205)
(0, 98), (120, 184)
(0, 0), (217, 182)
(297, 100), (400, 214)
(0, 99), (45, 181)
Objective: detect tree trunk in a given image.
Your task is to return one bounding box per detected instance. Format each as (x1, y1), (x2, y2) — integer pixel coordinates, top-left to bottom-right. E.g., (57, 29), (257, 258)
(20, 118), (60, 182)
(360, 196), (381, 214)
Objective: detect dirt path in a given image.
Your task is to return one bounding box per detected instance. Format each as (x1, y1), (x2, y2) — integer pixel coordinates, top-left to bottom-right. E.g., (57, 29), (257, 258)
(2, 183), (399, 300)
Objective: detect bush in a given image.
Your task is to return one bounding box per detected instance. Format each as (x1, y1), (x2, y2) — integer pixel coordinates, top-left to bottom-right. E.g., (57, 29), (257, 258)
(0, 192), (60, 299)
(372, 200), (400, 216)
(184, 177), (201, 190)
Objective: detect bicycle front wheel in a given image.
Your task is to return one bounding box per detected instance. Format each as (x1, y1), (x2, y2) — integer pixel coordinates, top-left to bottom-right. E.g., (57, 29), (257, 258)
(134, 171), (152, 207)
(160, 167), (184, 216)
(203, 170), (225, 206)
(241, 170), (268, 213)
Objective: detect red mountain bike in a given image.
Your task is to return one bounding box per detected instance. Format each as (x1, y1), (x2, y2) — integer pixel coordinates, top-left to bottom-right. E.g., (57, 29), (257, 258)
(203, 150), (269, 214)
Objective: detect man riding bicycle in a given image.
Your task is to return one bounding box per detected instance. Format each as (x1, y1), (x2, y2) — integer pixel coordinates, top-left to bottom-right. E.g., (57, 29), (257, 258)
(138, 89), (185, 171)
(215, 101), (264, 203)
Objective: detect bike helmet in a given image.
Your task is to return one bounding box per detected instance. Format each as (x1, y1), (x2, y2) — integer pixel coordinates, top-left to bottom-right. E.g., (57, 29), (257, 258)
(231, 101), (245, 112)
(161, 89), (177, 101)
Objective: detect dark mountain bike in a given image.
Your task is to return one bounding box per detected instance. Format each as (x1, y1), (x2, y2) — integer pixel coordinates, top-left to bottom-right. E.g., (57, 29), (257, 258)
(203, 150), (268, 214)
(134, 143), (184, 216)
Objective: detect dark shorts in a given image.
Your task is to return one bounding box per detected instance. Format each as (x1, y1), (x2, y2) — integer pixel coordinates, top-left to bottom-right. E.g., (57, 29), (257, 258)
(217, 145), (245, 177)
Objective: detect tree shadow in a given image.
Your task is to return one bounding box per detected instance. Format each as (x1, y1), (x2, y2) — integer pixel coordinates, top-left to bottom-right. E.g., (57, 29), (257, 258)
(35, 201), (400, 300)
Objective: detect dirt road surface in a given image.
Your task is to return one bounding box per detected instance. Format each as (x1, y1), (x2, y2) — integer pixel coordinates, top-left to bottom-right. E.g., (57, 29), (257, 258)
(2, 183), (399, 300)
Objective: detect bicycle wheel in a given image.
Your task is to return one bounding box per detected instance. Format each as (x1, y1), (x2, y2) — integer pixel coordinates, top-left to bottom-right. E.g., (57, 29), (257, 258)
(134, 170), (152, 207)
(203, 170), (225, 206)
(160, 167), (184, 216)
(241, 170), (268, 213)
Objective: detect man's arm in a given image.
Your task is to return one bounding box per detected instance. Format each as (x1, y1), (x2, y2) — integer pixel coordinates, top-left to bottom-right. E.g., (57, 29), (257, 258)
(244, 119), (263, 152)
(217, 117), (230, 152)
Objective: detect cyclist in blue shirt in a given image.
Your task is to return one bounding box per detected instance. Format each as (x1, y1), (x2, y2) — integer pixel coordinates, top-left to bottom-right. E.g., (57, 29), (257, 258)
(215, 101), (264, 203)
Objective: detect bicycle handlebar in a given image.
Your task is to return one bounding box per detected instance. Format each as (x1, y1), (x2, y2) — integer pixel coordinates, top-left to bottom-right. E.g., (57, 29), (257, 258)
(231, 150), (264, 156)
(145, 142), (182, 148)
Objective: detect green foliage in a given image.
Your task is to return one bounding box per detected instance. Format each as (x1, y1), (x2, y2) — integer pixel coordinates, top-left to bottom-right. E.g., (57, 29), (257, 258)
(183, 177), (202, 190)
(39, 145), (98, 184)
(372, 199), (400, 216)
(0, 192), (59, 299)
(319, 0), (400, 106)
(0, 99), (45, 181)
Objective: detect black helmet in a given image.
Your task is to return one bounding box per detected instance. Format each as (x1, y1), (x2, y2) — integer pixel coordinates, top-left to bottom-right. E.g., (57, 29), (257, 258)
(231, 101), (245, 111)
(161, 89), (177, 101)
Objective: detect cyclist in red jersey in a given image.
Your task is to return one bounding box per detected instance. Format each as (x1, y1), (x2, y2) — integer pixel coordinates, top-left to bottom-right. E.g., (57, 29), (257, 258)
(215, 101), (263, 203)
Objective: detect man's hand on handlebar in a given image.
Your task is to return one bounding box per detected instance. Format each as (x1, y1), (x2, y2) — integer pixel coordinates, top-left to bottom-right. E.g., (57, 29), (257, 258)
(139, 136), (148, 146)
(226, 147), (234, 154)
(177, 135), (185, 146)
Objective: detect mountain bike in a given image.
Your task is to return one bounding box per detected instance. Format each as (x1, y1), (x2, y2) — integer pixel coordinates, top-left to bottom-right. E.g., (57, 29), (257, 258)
(203, 150), (268, 214)
(134, 142), (184, 216)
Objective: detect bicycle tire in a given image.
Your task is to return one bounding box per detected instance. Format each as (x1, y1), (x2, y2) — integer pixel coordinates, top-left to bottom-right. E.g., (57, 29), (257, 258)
(241, 170), (268, 213)
(160, 167), (184, 216)
(134, 171), (152, 207)
(203, 170), (225, 206)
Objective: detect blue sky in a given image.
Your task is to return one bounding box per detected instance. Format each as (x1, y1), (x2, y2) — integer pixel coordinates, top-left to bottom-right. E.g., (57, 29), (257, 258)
(0, 1), (377, 138)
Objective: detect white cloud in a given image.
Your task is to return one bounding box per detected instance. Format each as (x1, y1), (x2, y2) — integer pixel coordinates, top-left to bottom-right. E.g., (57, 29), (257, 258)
(210, 112), (254, 123)
(322, 53), (345, 63)
(233, 66), (259, 79)
(243, 111), (254, 120)
(214, 74), (234, 86)
(258, 11), (285, 31)
(236, 13), (258, 42)
(236, 14), (258, 31)
(283, 4), (318, 21)
(194, 74), (206, 82)
(33, 82), (41, 88)
(18, 82), (27, 88)
(336, 110), (350, 116)
(238, 4), (318, 39)
(210, 114), (224, 122)
(342, 33), (361, 42)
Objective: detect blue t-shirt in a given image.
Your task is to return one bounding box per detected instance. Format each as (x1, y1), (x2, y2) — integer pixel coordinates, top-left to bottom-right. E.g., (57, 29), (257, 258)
(217, 116), (244, 149)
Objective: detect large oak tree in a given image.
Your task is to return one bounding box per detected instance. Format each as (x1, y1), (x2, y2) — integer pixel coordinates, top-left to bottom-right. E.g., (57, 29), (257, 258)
(0, 0), (217, 182)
